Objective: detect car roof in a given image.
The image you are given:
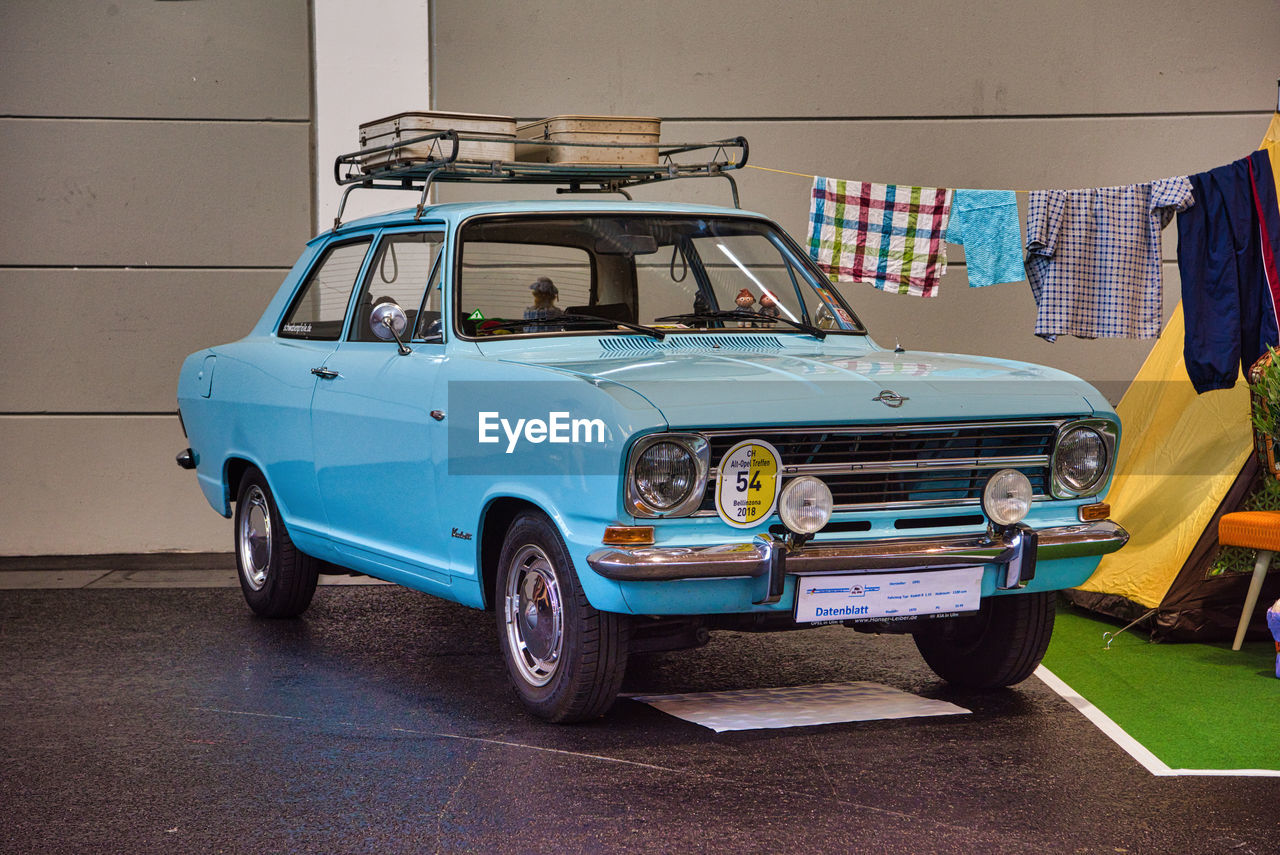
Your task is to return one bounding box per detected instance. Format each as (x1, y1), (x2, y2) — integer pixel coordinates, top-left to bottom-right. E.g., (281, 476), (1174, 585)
(313, 199), (771, 244)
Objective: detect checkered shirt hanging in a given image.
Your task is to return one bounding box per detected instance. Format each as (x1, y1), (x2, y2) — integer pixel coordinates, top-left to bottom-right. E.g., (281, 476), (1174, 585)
(808, 177), (953, 297)
(1025, 178), (1194, 340)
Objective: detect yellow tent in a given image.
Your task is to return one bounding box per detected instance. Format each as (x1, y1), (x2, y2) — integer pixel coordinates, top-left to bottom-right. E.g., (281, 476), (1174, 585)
(1071, 306), (1250, 609)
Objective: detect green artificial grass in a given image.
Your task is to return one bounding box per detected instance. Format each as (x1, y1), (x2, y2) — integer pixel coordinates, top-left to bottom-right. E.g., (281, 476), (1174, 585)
(1042, 603), (1280, 771)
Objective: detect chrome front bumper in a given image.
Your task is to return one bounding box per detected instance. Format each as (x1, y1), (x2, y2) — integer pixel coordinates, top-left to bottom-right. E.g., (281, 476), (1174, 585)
(587, 520), (1129, 604)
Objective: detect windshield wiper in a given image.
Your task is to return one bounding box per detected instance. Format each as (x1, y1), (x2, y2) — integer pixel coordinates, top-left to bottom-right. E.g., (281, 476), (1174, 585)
(474, 313), (665, 340)
(654, 310), (827, 339)
(557, 312), (665, 340)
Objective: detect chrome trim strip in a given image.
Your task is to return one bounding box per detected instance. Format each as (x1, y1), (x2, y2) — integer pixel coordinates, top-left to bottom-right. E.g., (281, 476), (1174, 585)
(697, 418), (1071, 439)
(710, 454), (1050, 478)
(586, 520), (1128, 582)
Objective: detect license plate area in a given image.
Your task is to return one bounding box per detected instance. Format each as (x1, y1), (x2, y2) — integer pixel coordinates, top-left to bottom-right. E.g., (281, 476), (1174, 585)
(794, 567), (984, 624)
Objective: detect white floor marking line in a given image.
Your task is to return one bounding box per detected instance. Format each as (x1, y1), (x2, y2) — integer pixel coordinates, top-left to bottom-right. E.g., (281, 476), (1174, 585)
(390, 728), (680, 774)
(190, 706), (305, 721)
(1034, 666), (1280, 778)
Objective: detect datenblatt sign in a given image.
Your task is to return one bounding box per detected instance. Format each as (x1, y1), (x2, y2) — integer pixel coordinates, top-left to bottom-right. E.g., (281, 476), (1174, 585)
(715, 440), (781, 528)
(794, 567), (984, 623)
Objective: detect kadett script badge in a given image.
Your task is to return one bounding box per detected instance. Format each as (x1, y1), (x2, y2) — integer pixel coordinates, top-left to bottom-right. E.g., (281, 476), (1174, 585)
(715, 440), (781, 529)
(873, 390), (908, 408)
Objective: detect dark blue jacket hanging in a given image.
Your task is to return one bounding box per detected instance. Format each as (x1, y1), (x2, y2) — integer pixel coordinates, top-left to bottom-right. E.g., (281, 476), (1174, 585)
(1177, 149), (1280, 393)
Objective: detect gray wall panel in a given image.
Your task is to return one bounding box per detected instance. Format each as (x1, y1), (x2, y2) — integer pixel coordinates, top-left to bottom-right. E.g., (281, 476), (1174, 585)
(433, 0), (1279, 118)
(0, 417), (228, 554)
(0, 269), (282, 413)
(0, 2), (312, 554)
(0, 0), (310, 119)
(0, 119), (313, 267)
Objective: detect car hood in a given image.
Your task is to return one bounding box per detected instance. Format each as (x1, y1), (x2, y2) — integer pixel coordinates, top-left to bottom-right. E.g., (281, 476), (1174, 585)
(499, 343), (1108, 428)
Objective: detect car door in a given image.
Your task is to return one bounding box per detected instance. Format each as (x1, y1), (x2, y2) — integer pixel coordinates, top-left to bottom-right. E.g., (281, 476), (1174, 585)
(261, 236), (375, 533)
(310, 227), (452, 589)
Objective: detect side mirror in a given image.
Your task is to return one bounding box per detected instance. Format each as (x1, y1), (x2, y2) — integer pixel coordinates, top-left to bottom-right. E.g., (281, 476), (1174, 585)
(370, 301), (412, 355)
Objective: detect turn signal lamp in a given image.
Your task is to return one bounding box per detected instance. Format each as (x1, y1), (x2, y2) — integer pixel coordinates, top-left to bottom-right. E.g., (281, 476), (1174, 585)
(603, 526), (655, 546)
(1079, 502), (1111, 522)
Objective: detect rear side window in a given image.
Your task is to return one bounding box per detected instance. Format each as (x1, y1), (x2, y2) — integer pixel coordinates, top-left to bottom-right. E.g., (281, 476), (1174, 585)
(279, 240), (372, 340)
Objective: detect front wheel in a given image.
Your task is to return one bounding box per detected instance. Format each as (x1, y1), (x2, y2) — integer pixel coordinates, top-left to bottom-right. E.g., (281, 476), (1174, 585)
(234, 468), (319, 618)
(496, 512), (629, 722)
(912, 591), (1055, 689)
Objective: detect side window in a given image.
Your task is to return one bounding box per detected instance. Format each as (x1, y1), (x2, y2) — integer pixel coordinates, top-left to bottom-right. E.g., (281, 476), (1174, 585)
(350, 232), (446, 342)
(279, 240), (372, 340)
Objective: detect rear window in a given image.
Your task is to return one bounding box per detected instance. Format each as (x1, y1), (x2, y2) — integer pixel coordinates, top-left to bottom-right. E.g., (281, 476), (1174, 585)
(279, 240), (372, 340)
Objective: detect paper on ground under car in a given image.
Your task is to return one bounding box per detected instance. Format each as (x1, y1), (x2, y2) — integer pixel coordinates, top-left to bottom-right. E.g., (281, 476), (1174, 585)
(631, 681), (970, 732)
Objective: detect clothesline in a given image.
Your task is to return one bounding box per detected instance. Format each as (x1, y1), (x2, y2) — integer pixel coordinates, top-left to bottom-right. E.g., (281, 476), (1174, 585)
(744, 163), (1045, 194)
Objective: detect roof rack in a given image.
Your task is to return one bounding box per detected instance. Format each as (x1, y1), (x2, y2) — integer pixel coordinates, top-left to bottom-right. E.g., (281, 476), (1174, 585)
(331, 131), (749, 228)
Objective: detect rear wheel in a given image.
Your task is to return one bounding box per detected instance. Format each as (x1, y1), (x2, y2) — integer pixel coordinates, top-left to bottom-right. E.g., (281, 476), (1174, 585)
(912, 591), (1055, 688)
(234, 468), (318, 618)
(496, 512), (629, 722)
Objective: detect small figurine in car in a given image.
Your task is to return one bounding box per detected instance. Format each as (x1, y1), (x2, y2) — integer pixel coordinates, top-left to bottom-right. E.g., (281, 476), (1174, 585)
(758, 291), (782, 323)
(734, 288), (756, 327)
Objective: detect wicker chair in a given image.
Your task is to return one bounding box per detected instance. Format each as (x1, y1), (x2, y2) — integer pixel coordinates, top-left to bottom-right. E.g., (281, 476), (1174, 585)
(1218, 350), (1280, 650)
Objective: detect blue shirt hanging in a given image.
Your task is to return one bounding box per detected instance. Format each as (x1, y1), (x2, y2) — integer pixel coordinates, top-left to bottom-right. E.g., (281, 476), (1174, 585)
(944, 189), (1025, 288)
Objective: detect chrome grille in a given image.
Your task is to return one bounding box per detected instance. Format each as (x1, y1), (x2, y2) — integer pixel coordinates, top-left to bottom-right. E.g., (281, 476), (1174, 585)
(698, 420), (1062, 513)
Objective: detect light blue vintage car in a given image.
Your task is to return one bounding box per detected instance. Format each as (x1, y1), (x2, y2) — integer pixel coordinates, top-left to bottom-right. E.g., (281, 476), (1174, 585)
(177, 189), (1127, 722)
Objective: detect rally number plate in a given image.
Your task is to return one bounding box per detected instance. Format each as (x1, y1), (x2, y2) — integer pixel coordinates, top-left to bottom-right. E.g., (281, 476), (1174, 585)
(794, 567), (984, 624)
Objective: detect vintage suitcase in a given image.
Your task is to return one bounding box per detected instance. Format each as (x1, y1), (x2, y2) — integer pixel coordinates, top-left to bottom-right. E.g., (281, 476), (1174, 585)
(516, 115), (661, 165)
(358, 111), (516, 168)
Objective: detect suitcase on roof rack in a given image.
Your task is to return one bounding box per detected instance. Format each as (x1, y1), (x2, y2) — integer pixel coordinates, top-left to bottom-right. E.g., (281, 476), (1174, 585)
(516, 115), (661, 165)
(358, 111), (516, 169)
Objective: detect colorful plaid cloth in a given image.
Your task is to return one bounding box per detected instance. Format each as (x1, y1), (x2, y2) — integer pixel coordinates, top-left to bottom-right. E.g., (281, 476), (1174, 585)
(809, 177), (953, 297)
(1025, 178), (1193, 340)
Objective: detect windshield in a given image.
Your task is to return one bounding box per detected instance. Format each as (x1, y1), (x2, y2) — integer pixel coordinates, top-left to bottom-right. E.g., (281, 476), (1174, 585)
(455, 214), (865, 338)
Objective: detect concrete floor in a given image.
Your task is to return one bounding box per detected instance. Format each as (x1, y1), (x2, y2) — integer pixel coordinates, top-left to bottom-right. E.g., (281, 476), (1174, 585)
(1, 558), (1277, 854)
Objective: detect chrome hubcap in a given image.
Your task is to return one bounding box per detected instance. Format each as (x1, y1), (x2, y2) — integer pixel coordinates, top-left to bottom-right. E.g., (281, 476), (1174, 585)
(503, 545), (564, 687)
(238, 485), (272, 591)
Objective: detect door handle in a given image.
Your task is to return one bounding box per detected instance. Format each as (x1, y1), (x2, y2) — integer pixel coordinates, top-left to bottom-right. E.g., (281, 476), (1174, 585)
(311, 367), (339, 379)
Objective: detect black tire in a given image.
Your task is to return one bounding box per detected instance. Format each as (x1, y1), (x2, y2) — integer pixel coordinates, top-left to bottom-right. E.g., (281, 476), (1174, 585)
(912, 591), (1055, 689)
(495, 511), (629, 722)
(233, 468), (319, 618)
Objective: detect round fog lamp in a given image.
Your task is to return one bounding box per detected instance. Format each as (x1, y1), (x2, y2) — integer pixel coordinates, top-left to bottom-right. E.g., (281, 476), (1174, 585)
(778, 476), (834, 534)
(982, 468), (1033, 527)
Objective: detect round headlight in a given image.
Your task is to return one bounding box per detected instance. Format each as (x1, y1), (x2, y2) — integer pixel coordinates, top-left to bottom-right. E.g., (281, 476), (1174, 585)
(1054, 427), (1108, 494)
(634, 441), (697, 511)
(983, 469), (1033, 527)
(778, 476), (833, 535)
